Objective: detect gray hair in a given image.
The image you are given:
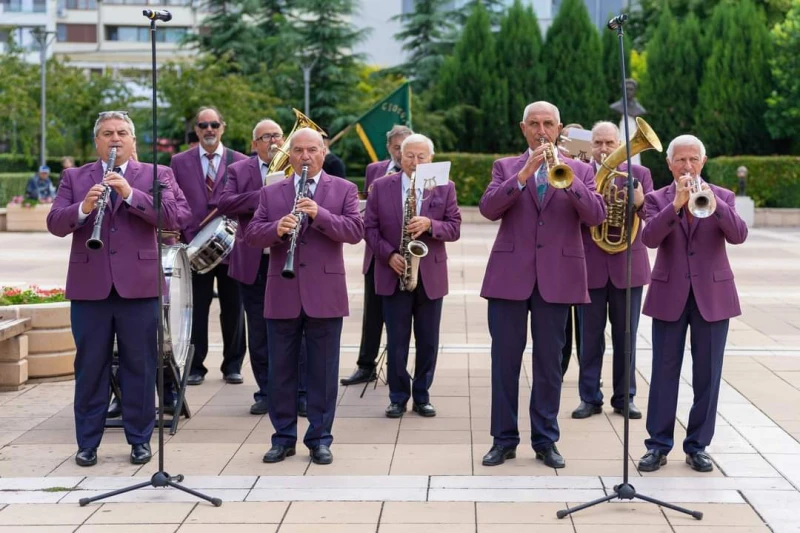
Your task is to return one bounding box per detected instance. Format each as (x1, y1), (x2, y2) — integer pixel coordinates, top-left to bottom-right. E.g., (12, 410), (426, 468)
(522, 101), (561, 124)
(666, 134), (706, 161)
(252, 119), (283, 141)
(401, 133), (435, 155)
(288, 127), (325, 149)
(386, 125), (413, 143)
(591, 121), (621, 140)
(94, 111), (135, 138)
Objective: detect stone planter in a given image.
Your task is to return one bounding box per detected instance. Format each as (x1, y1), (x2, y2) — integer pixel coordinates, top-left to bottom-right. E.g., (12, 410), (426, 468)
(5, 203), (52, 232)
(0, 302), (75, 382)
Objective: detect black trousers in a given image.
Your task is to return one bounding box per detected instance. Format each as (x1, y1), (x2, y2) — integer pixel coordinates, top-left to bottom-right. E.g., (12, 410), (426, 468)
(190, 262), (246, 377)
(356, 260), (384, 370)
(561, 305), (582, 376)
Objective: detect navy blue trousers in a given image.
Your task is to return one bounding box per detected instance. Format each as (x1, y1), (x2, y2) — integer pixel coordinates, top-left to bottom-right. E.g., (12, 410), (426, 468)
(72, 288), (158, 449)
(266, 312), (341, 449)
(646, 290), (729, 455)
(489, 287), (569, 451)
(578, 283), (641, 409)
(382, 276), (443, 406)
(356, 260), (384, 370)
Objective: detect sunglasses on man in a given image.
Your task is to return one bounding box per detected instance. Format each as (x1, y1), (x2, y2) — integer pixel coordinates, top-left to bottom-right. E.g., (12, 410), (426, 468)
(197, 121), (222, 130)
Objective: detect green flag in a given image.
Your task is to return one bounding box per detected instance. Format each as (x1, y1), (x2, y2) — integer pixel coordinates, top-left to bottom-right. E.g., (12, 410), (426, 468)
(354, 82), (412, 162)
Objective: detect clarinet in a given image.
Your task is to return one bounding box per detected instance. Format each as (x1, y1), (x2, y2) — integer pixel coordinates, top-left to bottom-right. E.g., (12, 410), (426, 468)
(281, 164), (309, 279)
(86, 147), (117, 250)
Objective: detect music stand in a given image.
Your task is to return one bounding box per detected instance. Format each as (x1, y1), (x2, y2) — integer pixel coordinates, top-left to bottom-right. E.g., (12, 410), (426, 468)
(360, 345), (388, 398)
(557, 13), (702, 522)
(80, 11), (220, 507)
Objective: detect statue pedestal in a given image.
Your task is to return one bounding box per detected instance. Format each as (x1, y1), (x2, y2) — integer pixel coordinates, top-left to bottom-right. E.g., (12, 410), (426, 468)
(737, 196), (755, 227)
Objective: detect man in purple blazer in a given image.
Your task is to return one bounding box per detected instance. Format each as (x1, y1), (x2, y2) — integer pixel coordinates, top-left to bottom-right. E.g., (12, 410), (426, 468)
(170, 106), (248, 386)
(571, 121), (653, 421)
(341, 124), (413, 387)
(364, 133), (461, 418)
(638, 135), (747, 473)
(479, 101), (606, 468)
(245, 127), (363, 465)
(47, 111), (180, 467)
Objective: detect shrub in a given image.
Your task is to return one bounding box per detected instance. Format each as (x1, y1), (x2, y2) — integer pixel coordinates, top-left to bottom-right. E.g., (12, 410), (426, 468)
(704, 156), (800, 208)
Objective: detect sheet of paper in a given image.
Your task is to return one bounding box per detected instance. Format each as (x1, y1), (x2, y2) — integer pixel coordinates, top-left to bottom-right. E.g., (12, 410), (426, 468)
(560, 130), (593, 163)
(414, 161), (451, 189)
(265, 171), (286, 186)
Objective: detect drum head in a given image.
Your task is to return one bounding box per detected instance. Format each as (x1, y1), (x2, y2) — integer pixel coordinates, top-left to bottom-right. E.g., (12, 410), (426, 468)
(186, 216), (237, 274)
(161, 244), (193, 370)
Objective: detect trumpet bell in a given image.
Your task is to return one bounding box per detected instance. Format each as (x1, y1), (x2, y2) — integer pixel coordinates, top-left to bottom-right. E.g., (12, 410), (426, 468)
(548, 164), (574, 189)
(408, 240), (429, 258)
(688, 191), (717, 218)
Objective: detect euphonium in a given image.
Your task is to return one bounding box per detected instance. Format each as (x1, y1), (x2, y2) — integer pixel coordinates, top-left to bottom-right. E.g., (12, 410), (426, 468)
(590, 117), (662, 254)
(540, 136), (574, 189)
(268, 108), (327, 178)
(687, 174), (717, 218)
(399, 171), (428, 292)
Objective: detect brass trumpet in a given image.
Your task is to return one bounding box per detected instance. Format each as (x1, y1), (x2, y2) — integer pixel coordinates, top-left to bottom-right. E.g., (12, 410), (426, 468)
(539, 136), (574, 189)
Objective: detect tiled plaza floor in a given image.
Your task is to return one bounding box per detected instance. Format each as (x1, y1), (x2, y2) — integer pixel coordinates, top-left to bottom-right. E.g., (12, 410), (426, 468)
(1, 218), (799, 532)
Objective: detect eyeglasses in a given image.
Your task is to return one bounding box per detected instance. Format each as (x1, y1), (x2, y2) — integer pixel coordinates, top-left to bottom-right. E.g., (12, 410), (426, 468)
(197, 121), (222, 130)
(98, 110), (129, 117)
(256, 133), (283, 142)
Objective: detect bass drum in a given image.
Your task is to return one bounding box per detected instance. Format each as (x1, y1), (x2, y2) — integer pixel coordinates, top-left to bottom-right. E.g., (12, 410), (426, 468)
(186, 216), (237, 274)
(162, 244), (192, 371)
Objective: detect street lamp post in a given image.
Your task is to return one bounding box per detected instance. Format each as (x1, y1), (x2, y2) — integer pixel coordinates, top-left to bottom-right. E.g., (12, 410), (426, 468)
(30, 27), (55, 169)
(300, 55), (318, 118)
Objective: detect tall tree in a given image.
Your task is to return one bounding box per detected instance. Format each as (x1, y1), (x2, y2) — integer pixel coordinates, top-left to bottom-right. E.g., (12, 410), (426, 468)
(601, 20), (632, 107)
(0, 36), (39, 156)
(541, 0), (606, 127)
(495, 0), (544, 152)
(695, 0), (773, 156)
(452, 0), (507, 27)
(766, 0), (800, 141)
(391, 0), (455, 90)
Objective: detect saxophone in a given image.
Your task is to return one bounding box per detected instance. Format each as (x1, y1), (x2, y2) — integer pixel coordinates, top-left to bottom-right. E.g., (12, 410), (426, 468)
(399, 171), (429, 292)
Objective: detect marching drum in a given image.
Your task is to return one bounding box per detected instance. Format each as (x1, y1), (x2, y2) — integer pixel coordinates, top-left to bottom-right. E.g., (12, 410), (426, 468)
(186, 216), (237, 274)
(162, 244), (192, 370)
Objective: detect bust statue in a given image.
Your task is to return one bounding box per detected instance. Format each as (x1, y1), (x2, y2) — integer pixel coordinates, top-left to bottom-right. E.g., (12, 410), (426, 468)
(610, 79), (647, 117)
(736, 166), (748, 196)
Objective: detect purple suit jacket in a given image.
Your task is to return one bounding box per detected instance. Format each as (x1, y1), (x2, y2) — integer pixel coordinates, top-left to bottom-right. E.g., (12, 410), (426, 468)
(479, 153), (606, 304)
(217, 157), (266, 284)
(244, 171), (364, 319)
(361, 159), (394, 275)
(641, 182), (747, 322)
(46, 160), (179, 300)
(364, 175), (461, 300)
(170, 145), (248, 243)
(161, 168), (192, 245)
(582, 162), (653, 289)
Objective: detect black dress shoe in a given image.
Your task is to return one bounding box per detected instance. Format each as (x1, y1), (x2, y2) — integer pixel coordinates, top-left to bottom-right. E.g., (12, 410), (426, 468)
(263, 445), (296, 463)
(224, 373), (244, 384)
(75, 448), (97, 467)
(638, 449), (668, 472)
(613, 402), (642, 419)
(340, 367), (377, 386)
(481, 445), (516, 466)
(250, 400), (269, 415)
(572, 401), (602, 419)
(385, 402), (406, 418)
(686, 451), (714, 472)
(310, 445), (333, 465)
(297, 396), (308, 417)
(535, 445), (566, 468)
(130, 443), (152, 465)
(412, 402), (436, 417)
(187, 373), (204, 386)
(107, 398), (122, 418)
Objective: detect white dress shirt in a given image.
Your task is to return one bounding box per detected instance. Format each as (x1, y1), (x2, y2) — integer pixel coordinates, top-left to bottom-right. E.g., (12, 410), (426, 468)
(78, 160), (133, 221)
(200, 143), (225, 180)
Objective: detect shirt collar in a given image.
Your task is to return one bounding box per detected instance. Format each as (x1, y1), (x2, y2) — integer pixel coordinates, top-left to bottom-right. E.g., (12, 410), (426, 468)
(200, 143), (224, 160)
(293, 170), (322, 185)
(257, 157), (270, 170)
(401, 173), (423, 191)
(102, 160), (130, 174)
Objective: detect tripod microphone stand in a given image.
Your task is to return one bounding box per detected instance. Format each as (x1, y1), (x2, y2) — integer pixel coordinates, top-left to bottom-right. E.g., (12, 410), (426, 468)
(557, 13), (701, 522)
(79, 10), (221, 508)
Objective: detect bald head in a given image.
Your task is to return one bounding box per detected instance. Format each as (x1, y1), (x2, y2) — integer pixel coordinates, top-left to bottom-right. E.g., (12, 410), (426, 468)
(591, 121), (621, 164)
(288, 127), (326, 177)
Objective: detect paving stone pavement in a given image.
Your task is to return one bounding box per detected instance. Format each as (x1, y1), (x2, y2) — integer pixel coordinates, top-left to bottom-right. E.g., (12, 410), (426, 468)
(0, 223), (799, 532)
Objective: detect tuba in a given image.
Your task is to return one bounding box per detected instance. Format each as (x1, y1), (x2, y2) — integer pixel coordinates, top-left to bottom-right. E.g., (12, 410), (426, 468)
(399, 171), (428, 292)
(267, 108), (327, 178)
(590, 117), (662, 254)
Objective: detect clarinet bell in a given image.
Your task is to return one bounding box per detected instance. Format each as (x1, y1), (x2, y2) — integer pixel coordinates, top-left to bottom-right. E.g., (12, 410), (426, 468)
(281, 253), (296, 279)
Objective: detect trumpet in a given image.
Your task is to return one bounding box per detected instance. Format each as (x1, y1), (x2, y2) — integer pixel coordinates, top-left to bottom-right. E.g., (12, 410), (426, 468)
(539, 136), (574, 189)
(281, 164), (309, 279)
(687, 174), (716, 218)
(86, 147), (117, 250)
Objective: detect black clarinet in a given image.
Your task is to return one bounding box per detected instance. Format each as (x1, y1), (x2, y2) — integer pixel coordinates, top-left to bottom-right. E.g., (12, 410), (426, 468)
(86, 147), (117, 250)
(281, 164), (309, 279)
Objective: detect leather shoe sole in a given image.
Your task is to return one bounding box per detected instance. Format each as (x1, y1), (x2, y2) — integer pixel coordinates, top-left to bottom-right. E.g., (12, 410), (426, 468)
(263, 447), (296, 463)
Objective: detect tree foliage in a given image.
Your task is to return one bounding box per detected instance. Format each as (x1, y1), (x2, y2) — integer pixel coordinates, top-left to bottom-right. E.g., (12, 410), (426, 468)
(766, 0), (800, 140)
(391, 0), (455, 90)
(601, 22), (632, 107)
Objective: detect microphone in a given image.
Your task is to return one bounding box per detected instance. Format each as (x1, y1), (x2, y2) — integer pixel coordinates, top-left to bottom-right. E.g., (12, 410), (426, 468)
(607, 13), (628, 30)
(143, 9), (172, 22)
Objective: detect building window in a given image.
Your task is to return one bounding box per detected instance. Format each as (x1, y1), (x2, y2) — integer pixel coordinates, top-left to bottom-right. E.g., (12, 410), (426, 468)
(65, 0), (97, 9)
(57, 23), (98, 43)
(106, 25), (187, 42)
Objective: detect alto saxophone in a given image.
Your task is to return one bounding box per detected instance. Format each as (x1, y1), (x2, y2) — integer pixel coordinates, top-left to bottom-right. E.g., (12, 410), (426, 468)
(399, 171), (429, 292)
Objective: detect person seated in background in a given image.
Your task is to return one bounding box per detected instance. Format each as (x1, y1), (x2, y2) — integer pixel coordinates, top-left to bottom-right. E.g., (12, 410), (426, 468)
(25, 165), (56, 202)
(322, 136), (347, 179)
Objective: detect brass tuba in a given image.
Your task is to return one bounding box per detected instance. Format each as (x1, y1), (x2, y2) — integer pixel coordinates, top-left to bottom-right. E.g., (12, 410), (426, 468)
(590, 117), (662, 254)
(267, 108), (327, 177)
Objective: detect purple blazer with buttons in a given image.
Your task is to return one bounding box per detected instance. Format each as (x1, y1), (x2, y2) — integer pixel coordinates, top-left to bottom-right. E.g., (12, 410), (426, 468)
(169, 145), (248, 243)
(641, 182), (747, 323)
(364, 174), (461, 300)
(217, 156), (267, 285)
(46, 159), (180, 300)
(244, 171), (364, 319)
(582, 162), (653, 290)
(361, 159), (394, 275)
(479, 153), (607, 305)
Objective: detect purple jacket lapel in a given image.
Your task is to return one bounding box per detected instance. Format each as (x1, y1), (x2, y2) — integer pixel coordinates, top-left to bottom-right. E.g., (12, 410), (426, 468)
(314, 172), (331, 206)
(390, 174), (404, 229)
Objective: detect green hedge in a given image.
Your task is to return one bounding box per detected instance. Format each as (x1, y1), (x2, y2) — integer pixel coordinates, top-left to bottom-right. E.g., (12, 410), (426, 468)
(0, 173), (61, 207)
(704, 156), (800, 208)
(436, 152), (512, 206)
(0, 154), (83, 174)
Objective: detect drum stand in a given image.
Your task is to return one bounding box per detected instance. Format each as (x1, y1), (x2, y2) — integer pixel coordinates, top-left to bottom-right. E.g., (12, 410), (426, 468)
(79, 13), (220, 507)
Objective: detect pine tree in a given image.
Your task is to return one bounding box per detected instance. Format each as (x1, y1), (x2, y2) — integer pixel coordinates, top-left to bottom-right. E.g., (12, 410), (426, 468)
(453, 0), (507, 28)
(540, 0), (606, 127)
(601, 20), (632, 107)
(391, 0), (455, 90)
(766, 0), (800, 140)
(495, 0), (544, 153)
(695, 0), (773, 156)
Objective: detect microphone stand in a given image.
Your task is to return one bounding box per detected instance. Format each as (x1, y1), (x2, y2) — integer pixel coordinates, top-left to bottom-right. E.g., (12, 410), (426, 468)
(79, 12), (221, 507)
(557, 14), (701, 522)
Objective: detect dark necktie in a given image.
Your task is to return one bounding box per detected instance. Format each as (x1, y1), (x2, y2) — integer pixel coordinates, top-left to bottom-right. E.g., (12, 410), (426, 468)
(205, 153), (216, 198)
(306, 179), (315, 200)
(110, 166), (121, 205)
